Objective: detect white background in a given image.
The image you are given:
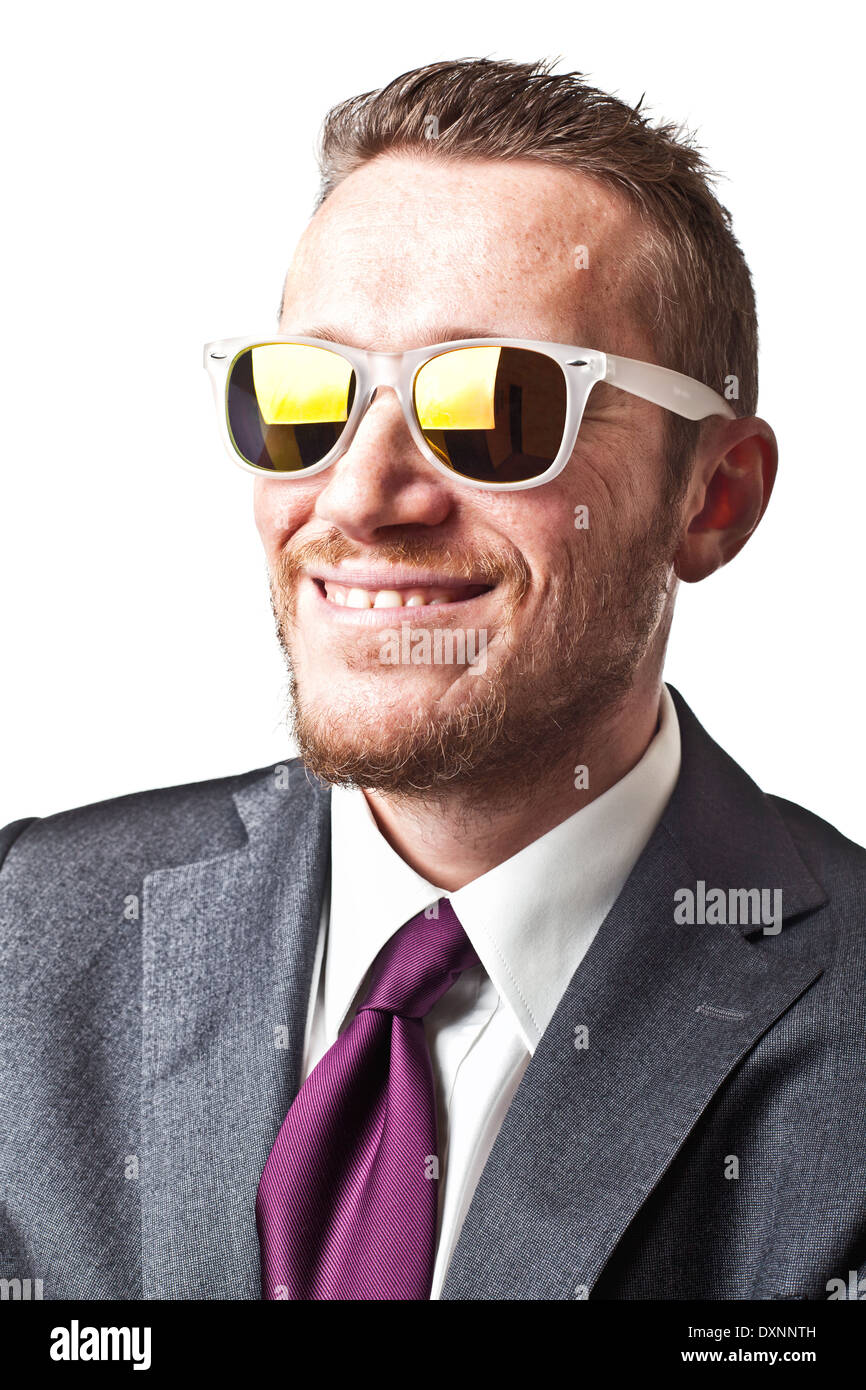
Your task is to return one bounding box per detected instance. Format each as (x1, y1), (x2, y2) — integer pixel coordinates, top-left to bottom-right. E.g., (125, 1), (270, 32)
(2, 1), (864, 842)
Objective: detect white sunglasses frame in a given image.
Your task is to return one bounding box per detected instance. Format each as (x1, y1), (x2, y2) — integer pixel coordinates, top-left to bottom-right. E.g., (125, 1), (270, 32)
(202, 334), (736, 493)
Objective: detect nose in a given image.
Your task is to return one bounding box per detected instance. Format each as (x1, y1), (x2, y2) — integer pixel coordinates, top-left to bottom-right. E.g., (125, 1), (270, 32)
(313, 384), (454, 543)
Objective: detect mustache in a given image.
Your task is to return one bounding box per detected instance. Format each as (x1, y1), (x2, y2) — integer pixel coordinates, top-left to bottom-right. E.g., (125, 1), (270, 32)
(272, 529), (531, 605)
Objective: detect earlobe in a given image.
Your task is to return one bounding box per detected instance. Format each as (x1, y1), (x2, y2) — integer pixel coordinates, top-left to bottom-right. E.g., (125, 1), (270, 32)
(673, 421), (777, 584)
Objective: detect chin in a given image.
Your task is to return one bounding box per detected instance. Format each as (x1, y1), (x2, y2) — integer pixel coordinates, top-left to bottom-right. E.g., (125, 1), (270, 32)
(301, 663), (491, 715)
(288, 669), (513, 797)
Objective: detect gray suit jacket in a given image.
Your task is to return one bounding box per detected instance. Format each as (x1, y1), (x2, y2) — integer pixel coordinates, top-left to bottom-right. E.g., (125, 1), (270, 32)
(1, 686), (864, 1300)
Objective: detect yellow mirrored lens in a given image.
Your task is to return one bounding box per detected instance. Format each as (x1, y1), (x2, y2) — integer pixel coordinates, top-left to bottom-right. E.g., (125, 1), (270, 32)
(412, 344), (568, 484)
(251, 344), (353, 425)
(414, 346), (500, 431)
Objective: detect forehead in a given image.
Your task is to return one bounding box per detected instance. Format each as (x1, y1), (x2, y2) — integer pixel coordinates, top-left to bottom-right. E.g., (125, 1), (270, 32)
(280, 153), (647, 353)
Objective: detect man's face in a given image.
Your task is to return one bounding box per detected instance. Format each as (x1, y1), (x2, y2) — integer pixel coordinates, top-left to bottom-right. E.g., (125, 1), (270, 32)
(255, 154), (681, 798)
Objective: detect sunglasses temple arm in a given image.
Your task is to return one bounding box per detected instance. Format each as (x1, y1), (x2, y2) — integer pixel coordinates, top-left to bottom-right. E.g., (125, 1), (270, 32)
(604, 353), (737, 420)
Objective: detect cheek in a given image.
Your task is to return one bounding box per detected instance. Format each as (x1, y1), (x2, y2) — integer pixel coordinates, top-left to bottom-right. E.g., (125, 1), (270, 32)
(568, 429), (660, 532)
(253, 479), (318, 558)
(492, 474), (589, 557)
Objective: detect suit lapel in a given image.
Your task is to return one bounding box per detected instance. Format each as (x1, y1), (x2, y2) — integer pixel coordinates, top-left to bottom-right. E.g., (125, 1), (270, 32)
(140, 761), (330, 1298)
(441, 688), (828, 1300)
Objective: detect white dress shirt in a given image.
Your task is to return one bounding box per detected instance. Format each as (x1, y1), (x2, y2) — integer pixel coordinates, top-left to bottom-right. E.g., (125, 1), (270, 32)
(301, 682), (682, 1299)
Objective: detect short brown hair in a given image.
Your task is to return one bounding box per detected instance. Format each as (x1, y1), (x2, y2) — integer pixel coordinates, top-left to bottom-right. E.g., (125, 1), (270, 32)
(313, 56), (757, 500)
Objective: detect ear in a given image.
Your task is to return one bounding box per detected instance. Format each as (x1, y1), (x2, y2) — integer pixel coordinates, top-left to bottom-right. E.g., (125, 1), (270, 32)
(674, 417), (778, 583)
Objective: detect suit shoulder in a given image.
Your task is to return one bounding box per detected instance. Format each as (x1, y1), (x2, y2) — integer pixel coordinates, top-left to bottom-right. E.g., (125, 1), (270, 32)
(767, 792), (866, 915)
(0, 756), (314, 881)
(0, 758), (327, 1002)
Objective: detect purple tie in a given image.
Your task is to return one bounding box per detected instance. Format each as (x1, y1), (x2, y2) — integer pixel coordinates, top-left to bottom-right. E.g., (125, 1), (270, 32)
(256, 897), (480, 1300)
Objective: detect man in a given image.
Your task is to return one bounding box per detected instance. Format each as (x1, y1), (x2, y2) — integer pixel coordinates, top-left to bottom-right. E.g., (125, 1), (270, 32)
(1, 57), (863, 1302)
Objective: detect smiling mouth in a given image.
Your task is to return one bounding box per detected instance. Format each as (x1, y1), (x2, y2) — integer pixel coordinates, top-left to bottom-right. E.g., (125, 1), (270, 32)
(311, 577), (494, 610)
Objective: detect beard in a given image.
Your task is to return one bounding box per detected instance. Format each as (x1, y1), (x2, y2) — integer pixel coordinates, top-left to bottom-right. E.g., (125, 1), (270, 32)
(269, 504), (679, 807)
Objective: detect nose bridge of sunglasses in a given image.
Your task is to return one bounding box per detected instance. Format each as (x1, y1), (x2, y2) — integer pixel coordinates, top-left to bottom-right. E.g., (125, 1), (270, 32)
(366, 351), (404, 391)
(355, 353), (413, 433)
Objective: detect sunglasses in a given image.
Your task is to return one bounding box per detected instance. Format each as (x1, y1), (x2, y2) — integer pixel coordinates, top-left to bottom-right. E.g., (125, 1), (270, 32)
(203, 335), (736, 492)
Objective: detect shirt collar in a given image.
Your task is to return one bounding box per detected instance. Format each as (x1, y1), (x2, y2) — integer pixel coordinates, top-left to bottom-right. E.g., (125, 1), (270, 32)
(324, 683), (681, 1051)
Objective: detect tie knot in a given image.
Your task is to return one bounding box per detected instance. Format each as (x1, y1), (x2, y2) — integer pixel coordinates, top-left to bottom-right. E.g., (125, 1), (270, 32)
(359, 899), (480, 1020)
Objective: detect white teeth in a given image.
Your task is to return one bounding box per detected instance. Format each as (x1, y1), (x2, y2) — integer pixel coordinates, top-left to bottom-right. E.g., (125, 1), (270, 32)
(321, 581), (465, 608)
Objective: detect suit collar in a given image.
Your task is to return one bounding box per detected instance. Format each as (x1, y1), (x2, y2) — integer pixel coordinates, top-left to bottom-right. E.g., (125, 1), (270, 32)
(664, 684), (826, 927)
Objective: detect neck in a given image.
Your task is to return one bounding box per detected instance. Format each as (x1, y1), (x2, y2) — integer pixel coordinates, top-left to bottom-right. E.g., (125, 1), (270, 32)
(362, 675), (665, 891)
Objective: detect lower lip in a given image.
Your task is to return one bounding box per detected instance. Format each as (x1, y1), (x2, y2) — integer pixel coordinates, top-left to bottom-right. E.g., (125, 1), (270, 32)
(304, 577), (495, 626)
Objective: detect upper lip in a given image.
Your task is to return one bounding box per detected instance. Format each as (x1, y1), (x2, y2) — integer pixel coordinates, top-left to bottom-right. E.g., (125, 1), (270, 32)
(304, 567), (494, 590)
